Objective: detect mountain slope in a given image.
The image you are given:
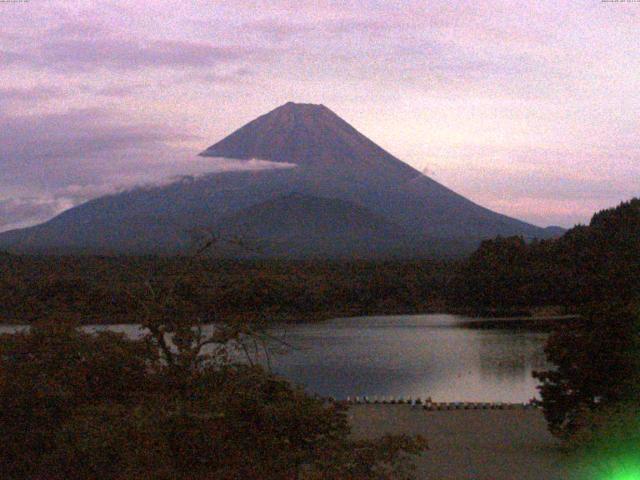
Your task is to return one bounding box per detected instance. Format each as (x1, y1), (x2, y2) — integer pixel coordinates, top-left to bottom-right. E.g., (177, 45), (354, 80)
(216, 192), (407, 257)
(0, 102), (560, 256)
(200, 102), (416, 184)
(201, 102), (551, 239)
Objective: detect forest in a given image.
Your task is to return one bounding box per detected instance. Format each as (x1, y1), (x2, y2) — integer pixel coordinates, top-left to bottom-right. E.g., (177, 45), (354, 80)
(0, 255), (451, 325)
(450, 197), (640, 310)
(1, 198), (638, 325)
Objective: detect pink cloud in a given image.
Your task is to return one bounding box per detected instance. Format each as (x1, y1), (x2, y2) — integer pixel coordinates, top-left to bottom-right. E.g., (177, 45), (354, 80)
(11, 38), (253, 72)
(0, 86), (65, 102)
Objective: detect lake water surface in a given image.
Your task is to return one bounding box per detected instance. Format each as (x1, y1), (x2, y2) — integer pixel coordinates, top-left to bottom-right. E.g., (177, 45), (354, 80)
(0, 314), (549, 402)
(264, 314), (549, 402)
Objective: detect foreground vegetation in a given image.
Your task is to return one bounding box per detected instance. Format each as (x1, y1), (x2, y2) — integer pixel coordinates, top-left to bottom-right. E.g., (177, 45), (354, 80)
(0, 288), (427, 479)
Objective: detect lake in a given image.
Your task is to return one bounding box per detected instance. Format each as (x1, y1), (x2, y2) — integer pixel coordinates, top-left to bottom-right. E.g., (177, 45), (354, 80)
(0, 314), (549, 403)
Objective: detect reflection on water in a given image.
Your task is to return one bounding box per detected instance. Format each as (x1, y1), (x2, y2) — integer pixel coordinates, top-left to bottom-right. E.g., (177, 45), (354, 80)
(0, 314), (549, 402)
(477, 334), (548, 380)
(265, 314), (549, 402)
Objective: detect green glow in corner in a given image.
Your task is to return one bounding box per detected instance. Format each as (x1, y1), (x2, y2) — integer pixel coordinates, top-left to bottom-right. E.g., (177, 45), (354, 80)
(607, 471), (640, 480)
(572, 451), (640, 480)
(593, 457), (640, 480)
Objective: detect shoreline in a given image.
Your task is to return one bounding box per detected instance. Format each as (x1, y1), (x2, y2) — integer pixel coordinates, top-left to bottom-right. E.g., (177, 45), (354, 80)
(336, 398), (540, 410)
(348, 404), (568, 480)
(0, 311), (578, 327)
(458, 314), (580, 331)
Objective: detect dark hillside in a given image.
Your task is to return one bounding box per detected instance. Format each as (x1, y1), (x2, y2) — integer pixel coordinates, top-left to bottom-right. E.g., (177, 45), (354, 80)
(449, 198), (640, 312)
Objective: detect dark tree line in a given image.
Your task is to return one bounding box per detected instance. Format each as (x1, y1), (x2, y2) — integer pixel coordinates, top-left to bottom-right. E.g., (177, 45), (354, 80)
(0, 256), (450, 325)
(449, 198), (640, 312)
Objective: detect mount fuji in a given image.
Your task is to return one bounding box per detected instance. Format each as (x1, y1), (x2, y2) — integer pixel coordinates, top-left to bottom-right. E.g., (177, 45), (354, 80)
(0, 102), (560, 257)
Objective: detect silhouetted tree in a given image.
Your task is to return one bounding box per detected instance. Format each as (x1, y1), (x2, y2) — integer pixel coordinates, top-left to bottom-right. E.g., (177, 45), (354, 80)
(534, 301), (640, 438)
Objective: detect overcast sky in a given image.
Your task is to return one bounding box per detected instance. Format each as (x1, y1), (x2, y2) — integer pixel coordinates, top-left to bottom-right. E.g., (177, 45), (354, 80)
(1, 0), (639, 231)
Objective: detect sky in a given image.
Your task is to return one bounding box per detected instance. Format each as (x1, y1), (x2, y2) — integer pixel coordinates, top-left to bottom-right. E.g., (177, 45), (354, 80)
(1, 0), (639, 232)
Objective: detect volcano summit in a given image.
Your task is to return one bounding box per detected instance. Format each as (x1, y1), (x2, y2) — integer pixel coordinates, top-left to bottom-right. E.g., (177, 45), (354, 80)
(0, 102), (560, 257)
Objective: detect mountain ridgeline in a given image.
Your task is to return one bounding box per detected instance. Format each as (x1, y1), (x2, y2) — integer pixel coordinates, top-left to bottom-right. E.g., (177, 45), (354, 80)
(0, 102), (561, 257)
